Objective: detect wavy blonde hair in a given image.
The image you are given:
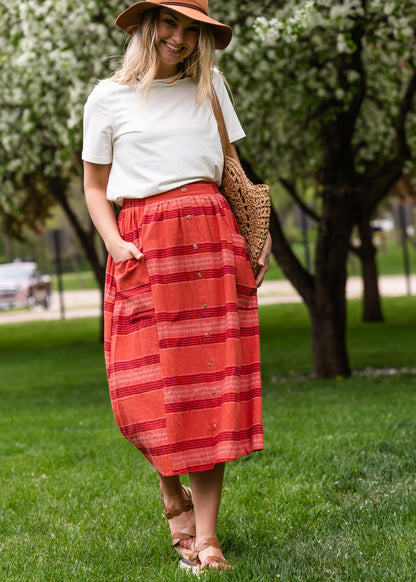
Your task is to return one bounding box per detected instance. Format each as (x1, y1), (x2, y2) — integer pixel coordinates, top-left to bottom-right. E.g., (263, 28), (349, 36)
(110, 8), (216, 103)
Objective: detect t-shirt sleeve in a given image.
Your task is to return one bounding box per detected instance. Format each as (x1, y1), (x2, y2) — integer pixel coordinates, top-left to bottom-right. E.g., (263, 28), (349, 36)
(212, 70), (246, 144)
(82, 84), (113, 164)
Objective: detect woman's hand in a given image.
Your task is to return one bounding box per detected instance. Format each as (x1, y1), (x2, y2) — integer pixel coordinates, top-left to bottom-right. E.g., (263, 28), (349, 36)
(255, 232), (272, 288)
(84, 161), (143, 263)
(224, 147), (272, 288)
(107, 238), (143, 263)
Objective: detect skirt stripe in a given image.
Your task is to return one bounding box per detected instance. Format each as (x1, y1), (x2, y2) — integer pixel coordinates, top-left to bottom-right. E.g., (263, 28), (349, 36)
(141, 425), (264, 459)
(104, 181), (264, 476)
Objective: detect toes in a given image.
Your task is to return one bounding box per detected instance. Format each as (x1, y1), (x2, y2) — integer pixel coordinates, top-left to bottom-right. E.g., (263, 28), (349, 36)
(179, 538), (194, 550)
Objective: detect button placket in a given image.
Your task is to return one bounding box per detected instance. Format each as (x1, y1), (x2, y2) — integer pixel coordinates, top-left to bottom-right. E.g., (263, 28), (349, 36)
(184, 210), (216, 429)
(191, 239), (202, 278)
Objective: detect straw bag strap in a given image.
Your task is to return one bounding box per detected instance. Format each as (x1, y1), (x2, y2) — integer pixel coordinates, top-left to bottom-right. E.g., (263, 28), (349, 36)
(211, 89), (234, 160)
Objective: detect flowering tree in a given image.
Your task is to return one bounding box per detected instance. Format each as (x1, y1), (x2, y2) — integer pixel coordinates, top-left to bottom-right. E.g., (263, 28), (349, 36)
(0, 0), (121, 289)
(212, 0), (416, 377)
(1, 1), (415, 376)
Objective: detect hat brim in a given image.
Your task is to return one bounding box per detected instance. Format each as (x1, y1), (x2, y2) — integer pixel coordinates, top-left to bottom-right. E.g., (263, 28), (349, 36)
(115, 2), (232, 50)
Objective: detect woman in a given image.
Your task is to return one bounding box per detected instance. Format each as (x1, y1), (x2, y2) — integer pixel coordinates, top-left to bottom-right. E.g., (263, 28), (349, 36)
(82, 0), (271, 572)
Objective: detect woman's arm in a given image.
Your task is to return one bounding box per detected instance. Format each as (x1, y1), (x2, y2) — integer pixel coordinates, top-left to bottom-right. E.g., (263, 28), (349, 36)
(227, 144), (272, 288)
(255, 232), (272, 288)
(83, 161), (143, 263)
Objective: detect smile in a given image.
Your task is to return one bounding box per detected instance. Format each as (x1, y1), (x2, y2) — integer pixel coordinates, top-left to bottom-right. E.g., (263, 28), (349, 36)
(164, 41), (183, 54)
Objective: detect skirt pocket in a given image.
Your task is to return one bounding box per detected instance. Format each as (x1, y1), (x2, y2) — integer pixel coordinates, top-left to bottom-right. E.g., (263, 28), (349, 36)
(230, 230), (257, 308)
(113, 257), (153, 319)
(114, 257), (148, 291)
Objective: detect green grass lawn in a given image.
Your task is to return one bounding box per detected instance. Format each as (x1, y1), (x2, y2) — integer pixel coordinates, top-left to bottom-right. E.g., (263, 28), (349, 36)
(1, 299), (416, 581)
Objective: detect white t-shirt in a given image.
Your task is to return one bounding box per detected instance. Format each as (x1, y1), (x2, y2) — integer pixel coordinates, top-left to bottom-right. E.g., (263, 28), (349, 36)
(82, 70), (245, 203)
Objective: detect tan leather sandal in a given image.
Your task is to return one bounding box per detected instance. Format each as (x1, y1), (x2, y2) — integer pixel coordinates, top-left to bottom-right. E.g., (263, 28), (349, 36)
(181, 537), (233, 573)
(161, 485), (196, 561)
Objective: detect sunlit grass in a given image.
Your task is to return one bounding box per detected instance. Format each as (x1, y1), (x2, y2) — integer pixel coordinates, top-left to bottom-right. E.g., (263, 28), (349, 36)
(1, 299), (416, 581)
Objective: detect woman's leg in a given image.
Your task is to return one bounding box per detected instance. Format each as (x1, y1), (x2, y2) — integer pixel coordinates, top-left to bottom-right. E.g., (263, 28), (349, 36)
(189, 463), (230, 568)
(158, 473), (195, 550)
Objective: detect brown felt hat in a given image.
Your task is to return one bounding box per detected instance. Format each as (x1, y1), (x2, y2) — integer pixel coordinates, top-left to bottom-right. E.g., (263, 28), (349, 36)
(115, 0), (232, 49)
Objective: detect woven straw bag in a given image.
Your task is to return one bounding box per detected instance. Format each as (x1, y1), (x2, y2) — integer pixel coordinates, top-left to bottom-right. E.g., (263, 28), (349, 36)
(212, 91), (271, 276)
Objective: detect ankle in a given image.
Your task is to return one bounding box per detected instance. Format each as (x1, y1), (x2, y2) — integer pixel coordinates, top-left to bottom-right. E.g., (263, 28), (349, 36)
(160, 481), (184, 500)
(161, 488), (182, 503)
(161, 485), (194, 519)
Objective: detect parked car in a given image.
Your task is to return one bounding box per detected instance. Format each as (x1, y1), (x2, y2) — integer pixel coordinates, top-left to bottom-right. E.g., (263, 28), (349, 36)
(0, 262), (52, 310)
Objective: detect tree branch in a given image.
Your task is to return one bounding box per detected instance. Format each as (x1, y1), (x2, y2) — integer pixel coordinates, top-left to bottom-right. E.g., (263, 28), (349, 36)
(49, 175), (105, 289)
(239, 156), (315, 302)
(269, 204), (315, 306)
(279, 177), (321, 223)
(396, 64), (416, 160)
(360, 158), (403, 214)
(358, 65), (416, 213)
(343, 21), (367, 140)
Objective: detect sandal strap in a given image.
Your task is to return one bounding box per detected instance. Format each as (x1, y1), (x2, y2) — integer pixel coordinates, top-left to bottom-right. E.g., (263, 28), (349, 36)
(171, 527), (196, 548)
(161, 486), (194, 519)
(161, 486), (195, 549)
(190, 537), (233, 570)
(192, 537), (222, 555)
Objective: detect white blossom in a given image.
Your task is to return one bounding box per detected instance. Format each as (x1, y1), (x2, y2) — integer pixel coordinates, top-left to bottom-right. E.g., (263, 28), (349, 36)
(216, 0), (416, 179)
(0, 0), (122, 210)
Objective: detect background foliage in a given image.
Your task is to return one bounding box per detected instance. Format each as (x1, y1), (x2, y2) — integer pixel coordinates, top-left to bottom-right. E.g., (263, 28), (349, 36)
(0, 0), (415, 375)
(213, 0), (416, 181)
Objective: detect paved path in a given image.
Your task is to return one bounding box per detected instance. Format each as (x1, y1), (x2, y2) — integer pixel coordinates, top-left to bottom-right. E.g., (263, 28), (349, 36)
(0, 275), (414, 325)
(257, 274), (416, 305)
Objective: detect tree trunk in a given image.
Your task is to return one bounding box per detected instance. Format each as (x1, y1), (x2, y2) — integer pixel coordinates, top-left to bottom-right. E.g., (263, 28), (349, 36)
(53, 187), (105, 291)
(355, 218), (384, 322)
(268, 197), (353, 378)
(307, 186), (355, 377)
(247, 157), (353, 378)
(309, 286), (351, 377)
(49, 177), (106, 339)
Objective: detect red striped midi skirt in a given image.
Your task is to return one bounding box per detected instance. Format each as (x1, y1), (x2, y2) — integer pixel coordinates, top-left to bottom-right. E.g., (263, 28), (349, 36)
(104, 181), (264, 476)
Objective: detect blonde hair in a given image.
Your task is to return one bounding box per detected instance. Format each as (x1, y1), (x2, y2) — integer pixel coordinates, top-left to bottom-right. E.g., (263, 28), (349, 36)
(110, 8), (216, 103)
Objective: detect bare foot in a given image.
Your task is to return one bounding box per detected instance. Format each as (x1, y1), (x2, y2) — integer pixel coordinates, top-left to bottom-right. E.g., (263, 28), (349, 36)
(192, 538), (233, 571)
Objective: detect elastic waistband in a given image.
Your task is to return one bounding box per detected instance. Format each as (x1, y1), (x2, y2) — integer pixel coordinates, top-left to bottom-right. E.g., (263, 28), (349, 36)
(122, 181), (219, 208)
